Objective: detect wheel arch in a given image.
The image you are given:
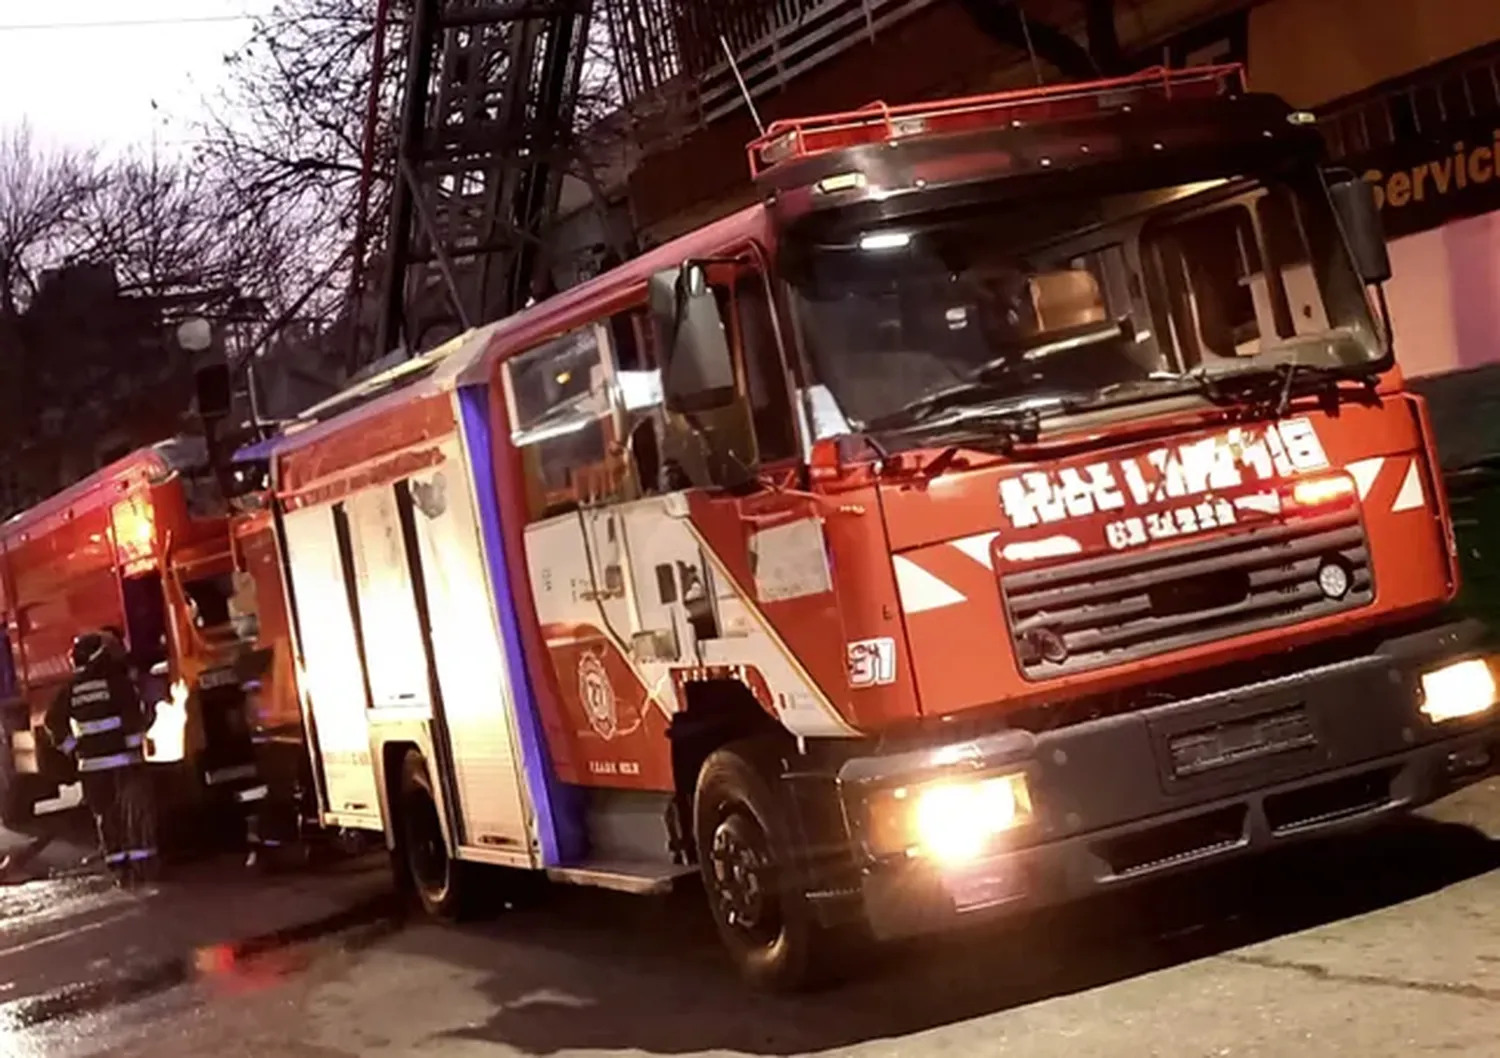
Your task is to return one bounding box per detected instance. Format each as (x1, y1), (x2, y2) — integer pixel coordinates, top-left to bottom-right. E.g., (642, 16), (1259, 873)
(669, 677), (789, 863)
(373, 725), (458, 858)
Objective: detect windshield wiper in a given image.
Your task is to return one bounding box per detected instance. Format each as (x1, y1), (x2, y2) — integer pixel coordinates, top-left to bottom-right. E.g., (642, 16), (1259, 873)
(863, 347), (1043, 431)
(1187, 360), (1367, 416)
(868, 400), (1045, 451)
(862, 379), (1010, 430)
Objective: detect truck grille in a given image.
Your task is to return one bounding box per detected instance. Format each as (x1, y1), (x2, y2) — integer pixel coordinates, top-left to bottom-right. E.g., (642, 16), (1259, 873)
(1000, 510), (1373, 679)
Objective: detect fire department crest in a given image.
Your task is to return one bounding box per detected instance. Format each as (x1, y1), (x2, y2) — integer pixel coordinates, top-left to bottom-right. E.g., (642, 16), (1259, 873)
(578, 650), (618, 740)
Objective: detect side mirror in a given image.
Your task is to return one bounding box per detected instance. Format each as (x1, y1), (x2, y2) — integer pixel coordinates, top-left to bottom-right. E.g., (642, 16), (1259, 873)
(649, 262), (736, 413)
(1328, 172), (1392, 285)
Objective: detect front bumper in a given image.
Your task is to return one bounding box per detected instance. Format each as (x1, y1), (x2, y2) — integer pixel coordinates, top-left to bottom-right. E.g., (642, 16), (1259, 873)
(834, 619), (1500, 941)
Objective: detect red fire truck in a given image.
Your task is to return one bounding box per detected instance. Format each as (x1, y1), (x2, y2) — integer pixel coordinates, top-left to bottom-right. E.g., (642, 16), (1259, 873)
(0, 436), (292, 841)
(247, 66), (1498, 990)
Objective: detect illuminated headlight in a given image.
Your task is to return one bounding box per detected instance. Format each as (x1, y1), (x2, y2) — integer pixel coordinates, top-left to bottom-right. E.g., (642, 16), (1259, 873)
(867, 773), (1033, 864)
(1419, 659), (1497, 724)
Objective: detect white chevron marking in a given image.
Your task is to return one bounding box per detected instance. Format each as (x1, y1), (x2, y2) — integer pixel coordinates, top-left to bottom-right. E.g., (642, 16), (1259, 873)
(1345, 457), (1384, 500)
(1392, 460), (1426, 512)
(950, 532), (1000, 570)
(892, 556), (966, 614)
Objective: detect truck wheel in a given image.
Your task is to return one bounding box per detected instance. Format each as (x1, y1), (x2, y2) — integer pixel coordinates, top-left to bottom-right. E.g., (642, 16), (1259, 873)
(694, 743), (861, 992)
(397, 752), (475, 921)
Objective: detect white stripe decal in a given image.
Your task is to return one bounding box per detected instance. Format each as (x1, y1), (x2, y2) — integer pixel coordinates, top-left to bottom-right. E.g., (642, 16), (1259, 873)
(1002, 536), (1083, 562)
(1345, 457), (1385, 500)
(950, 532), (1000, 570)
(892, 556), (966, 614)
(1392, 460), (1426, 512)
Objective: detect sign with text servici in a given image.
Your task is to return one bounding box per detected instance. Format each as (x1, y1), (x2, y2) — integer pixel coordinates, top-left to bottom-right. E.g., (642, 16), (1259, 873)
(997, 418), (1328, 551)
(1352, 112), (1500, 240)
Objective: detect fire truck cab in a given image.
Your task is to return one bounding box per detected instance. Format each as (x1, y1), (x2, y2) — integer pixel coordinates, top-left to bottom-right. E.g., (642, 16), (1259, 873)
(0, 436), (278, 837)
(258, 66), (1499, 991)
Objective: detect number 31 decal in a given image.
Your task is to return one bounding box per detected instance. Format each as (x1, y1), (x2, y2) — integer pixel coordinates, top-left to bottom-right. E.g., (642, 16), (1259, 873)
(847, 637), (898, 688)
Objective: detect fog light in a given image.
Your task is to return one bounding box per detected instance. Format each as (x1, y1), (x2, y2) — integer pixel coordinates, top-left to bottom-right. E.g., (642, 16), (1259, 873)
(913, 773), (1032, 865)
(1420, 659), (1497, 724)
(1317, 560), (1350, 600)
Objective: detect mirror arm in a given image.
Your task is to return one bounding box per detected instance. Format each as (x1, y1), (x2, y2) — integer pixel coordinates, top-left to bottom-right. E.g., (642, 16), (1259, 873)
(1372, 281), (1396, 364)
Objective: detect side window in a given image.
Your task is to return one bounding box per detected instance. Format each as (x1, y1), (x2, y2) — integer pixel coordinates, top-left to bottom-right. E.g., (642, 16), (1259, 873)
(506, 325), (620, 520)
(711, 270), (799, 463)
(609, 309), (665, 414)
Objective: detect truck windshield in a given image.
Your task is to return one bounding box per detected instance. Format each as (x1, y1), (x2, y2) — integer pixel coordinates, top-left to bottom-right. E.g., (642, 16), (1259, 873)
(782, 171), (1380, 437)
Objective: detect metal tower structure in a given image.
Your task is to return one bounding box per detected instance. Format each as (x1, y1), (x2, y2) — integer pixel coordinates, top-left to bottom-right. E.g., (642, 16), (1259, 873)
(363, 0), (593, 368)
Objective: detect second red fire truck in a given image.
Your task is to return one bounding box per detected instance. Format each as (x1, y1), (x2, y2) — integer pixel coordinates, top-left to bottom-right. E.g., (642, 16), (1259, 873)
(240, 66), (1499, 989)
(0, 436), (301, 849)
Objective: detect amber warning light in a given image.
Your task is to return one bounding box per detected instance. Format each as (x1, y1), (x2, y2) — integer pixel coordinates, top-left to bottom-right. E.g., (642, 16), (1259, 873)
(1290, 473), (1358, 508)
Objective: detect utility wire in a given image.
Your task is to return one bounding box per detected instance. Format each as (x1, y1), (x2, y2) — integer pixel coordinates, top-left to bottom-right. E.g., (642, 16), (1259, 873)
(0, 14), (257, 33)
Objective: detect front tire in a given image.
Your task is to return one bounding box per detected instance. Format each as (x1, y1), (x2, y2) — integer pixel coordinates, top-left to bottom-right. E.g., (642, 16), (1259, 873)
(694, 742), (862, 992)
(397, 752), (477, 921)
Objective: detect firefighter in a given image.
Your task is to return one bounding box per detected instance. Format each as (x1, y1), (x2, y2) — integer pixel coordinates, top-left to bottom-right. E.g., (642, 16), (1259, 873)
(45, 630), (160, 885)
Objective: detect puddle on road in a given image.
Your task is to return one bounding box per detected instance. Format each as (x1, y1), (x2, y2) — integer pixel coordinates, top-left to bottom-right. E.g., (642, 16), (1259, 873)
(0, 876), (115, 922)
(0, 892), (402, 1033)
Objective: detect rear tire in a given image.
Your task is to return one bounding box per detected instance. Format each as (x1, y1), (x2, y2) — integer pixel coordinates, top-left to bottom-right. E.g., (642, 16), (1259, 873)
(397, 752), (478, 921)
(694, 742), (865, 992)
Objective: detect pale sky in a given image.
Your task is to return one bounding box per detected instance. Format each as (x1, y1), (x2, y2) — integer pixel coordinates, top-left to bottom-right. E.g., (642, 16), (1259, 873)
(0, 0), (275, 155)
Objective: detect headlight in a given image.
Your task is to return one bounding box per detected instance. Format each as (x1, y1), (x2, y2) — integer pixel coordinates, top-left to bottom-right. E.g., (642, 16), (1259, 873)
(1420, 658), (1497, 724)
(866, 772), (1033, 864)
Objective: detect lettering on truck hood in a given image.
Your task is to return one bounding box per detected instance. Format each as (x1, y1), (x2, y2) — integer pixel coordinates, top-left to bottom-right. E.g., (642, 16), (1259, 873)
(995, 417), (1330, 560)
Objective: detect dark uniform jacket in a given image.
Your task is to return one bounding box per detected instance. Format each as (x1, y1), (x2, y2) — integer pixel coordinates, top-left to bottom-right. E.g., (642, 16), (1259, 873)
(45, 656), (150, 773)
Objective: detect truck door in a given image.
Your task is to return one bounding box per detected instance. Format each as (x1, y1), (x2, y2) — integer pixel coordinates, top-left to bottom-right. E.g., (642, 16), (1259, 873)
(690, 262), (864, 737)
(279, 502), (382, 826)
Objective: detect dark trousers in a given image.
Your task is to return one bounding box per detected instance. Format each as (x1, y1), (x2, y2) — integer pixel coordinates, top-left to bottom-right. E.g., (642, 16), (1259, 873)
(81, 767), (159, 880)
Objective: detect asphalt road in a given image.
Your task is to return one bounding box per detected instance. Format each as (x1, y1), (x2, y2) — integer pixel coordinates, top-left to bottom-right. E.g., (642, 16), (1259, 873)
(10, 777), (1500, 1058)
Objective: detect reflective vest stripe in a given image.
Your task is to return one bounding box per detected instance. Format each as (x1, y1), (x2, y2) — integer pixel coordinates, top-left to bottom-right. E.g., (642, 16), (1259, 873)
(126, 848), (157, 861)
(77, 749), (143, 773)
(58, 736), (77, 755)
(236, 784), (270, 804)
(124, 733), (144, 749)
(74, 679), (109, 694)
(71, 715), (123, 737)
(205, 764), (257, 786)
(104, 851), (129, 865)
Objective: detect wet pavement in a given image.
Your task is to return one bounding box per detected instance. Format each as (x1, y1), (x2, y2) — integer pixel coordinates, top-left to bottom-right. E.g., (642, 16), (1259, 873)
(5, 781), (1500, 1057)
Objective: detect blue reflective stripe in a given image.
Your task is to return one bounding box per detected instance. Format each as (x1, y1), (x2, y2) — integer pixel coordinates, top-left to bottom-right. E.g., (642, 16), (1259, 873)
(124, 733), (144, 749)
(58, 736), (77, 755)
(126, 848), (156, 861)
(104, 851), (129, 865)
(458, 383), (580, 866)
